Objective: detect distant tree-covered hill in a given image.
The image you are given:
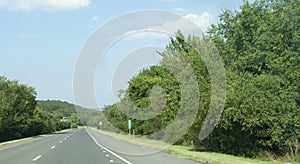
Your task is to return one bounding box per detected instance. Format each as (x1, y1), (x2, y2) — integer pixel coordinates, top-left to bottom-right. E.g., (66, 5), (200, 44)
(37, 100), (76, 119)
(37, 100), (114, 130)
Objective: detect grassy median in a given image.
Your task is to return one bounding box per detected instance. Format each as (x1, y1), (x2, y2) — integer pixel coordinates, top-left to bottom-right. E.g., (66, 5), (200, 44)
(90, 127), (295, 164)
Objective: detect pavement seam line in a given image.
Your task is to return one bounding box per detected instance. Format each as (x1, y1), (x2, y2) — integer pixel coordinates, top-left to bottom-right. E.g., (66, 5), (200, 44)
(85, 128), (133, 164)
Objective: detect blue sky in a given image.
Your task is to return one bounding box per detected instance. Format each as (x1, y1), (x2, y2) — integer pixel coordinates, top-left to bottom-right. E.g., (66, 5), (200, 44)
(0, 0), (251, 109)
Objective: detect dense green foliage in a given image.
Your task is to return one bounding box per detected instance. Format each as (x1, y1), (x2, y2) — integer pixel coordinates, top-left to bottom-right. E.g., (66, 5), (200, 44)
(206, 0), (300, 157)
(0, 76), (37, 142)
(0, 78), (80, 142)
(102, 0), (300, 160)
(104, 66), (182, 137)
(103, 32), (214, 143)
(37, 100), (81, 129)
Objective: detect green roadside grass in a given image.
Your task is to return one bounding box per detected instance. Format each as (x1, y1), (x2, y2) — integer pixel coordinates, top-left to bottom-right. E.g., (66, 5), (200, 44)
(90, 127), (295, 164)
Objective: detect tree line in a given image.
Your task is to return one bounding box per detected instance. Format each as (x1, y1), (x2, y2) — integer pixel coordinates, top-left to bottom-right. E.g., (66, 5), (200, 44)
(102, 0), (300, 160)
(0, 77), (80, 142)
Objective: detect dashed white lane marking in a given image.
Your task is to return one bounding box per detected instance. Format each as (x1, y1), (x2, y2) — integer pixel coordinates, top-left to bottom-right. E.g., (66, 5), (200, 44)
(105, 154), (110, 157)
(32, 155), (42, 161)
(103, 150), (106, 152)
(85, 128), (132, 164)
(64, 137), (67, 140)
(51, 146), (56, 149)
(109, 160), (114, 163)
(59, 141), (62, 143)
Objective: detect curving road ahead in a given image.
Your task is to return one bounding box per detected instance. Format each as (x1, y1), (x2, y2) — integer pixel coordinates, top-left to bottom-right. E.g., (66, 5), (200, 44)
(0, 128), (200, 164)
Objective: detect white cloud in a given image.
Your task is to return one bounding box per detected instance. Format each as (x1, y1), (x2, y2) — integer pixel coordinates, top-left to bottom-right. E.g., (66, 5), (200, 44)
(120, 12), (215, 42)
(123, 30), (170, 41)
(89, 16), (99, 29)
(146, 12), (214, 35)
(0, 0), (91, 11)
(174, 8), (187, 13)
(184, 12), (215, 31)
(91, 16), (98, 21)
(116, 12), (214, 43)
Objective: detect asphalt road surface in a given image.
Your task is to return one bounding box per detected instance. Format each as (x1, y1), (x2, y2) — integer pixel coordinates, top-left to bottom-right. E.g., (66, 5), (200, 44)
(0, 128), (200, 164)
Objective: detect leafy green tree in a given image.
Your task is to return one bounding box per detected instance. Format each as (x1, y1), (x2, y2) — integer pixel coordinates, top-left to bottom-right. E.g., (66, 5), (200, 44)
(207, 0), (300, 157)
(69, 113), (80, 128)
(102, 0), (299, 160)
(26, 107), (57, 135)
(0, 76), (37, 142)
(103, 32), (212, 143)
(0, 81), (82, 142)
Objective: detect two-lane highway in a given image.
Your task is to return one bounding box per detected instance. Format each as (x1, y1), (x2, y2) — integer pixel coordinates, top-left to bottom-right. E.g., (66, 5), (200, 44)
(0, 128), (129, 164)
(0, 128), (200, 164)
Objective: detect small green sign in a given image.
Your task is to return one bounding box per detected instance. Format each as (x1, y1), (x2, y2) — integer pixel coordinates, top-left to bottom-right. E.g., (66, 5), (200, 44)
(128, 120), (131, 129)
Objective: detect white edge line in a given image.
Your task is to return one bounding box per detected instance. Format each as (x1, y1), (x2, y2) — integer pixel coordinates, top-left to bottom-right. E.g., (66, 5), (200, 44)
(85, 128), (133, 164)
(32, 155), (42, 161)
